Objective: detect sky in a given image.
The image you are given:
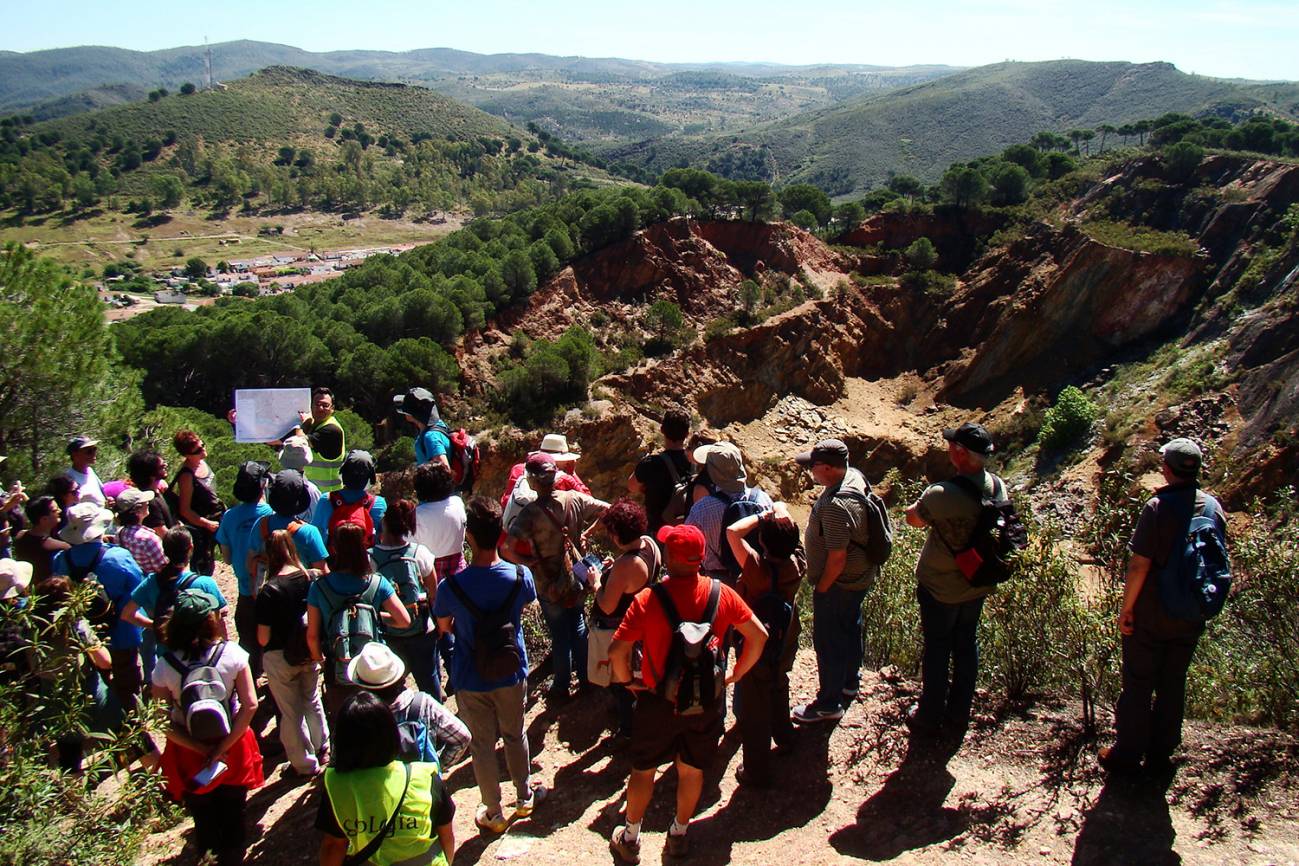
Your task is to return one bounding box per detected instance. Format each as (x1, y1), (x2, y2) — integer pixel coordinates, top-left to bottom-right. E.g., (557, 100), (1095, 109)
(3, 0), (1297, 81)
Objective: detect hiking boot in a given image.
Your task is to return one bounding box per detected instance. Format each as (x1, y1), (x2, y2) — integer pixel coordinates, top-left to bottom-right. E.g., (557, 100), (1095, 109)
(609, 826), (641, 865)
(474, 804), (508, 834)
(734, 764), (770, 788)
(1097, 746), (1141, 776)
(666, 828), (690, 858)
(904, 705), (941, 737)
(514, 782), (548, 818)
(792, 703), (844, 724)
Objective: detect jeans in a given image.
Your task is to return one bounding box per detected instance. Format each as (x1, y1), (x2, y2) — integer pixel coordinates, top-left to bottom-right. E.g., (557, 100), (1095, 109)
(387, 630), (443, 701)
(737, 618), (798, 781)
(261, 650), (328, 774)
(916, 584), (986, 725)
(538, 597), (588, 692)
(457, 681), (531, 813)
(1112, 617), (1201, 764)
(811, 586), (868, 710)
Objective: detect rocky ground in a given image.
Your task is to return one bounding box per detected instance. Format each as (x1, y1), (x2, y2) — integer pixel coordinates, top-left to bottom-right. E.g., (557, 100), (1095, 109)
(136, 567), (1299, 866)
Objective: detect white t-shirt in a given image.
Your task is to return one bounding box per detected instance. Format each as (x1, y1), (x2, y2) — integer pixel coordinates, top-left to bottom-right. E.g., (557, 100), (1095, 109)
(370, 541), (437, 580)
(152, 640), (250, 728)
(66, 466), (106, 506)
(414, 497), (467, 558)
(300, 478), (322, 523)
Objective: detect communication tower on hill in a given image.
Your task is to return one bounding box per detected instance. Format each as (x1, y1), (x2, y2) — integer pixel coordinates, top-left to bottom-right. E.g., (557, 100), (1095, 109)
(204, 37), (213, 91)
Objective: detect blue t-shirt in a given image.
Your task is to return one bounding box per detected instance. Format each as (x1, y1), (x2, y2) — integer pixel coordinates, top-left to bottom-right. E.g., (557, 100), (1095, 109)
(53, 543), (144, 649)
(415, 428), (451, 466)
(130, 570), (228, 618)
(306, 571), (397, 624)
(310, 489), (387, 540)
(250, 513), (329, 569)
(431, 562), (536, 692)
(215, 501), (274, 596)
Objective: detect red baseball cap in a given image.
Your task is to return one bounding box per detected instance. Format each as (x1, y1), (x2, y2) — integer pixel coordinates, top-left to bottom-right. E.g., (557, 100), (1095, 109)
(655, 524), (705, 564)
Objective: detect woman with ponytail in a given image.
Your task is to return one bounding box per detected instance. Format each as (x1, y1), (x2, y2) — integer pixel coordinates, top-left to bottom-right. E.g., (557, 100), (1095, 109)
(370, 499), (443, 699)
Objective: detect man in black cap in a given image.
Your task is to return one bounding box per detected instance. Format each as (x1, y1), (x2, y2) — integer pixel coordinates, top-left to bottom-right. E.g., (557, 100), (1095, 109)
(904, 422), (1004, 736)
(1100, 437), (1226, 777)
(64, 436), (106, 506)
(792, 439), (880, 725)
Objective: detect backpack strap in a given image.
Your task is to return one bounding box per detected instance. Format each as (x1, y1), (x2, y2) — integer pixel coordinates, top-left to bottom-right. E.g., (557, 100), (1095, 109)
(206, 640), (227, 667)
(702, 578), (721, 626)
(445, 575), (487, 620)
(651, 582), (682, 628)
(361, 573), (381, 604)
(343, 762), (411, 866)
(658, 452), (684, 487)
(162, 651), (191, 678)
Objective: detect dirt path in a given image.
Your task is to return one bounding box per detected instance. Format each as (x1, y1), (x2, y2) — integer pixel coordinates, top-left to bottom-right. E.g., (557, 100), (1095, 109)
(139, 566), (1299, 866)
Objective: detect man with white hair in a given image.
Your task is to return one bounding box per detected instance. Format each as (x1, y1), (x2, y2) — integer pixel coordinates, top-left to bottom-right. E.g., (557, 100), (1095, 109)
(904, 423), (1004, 738)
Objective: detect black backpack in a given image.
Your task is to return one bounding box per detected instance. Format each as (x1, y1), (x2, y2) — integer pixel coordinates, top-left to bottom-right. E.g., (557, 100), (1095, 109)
(446, 567), (524, 682)
(827, 486), (894, 566)
(653, 579), (725, 716)
(66, 548), (118, 628)
(715, 491), (768, 580)
(750, 560), (794, 665)
(152, 572), (199, 639)
(941, 475), (1028, 587)
(658, 453), (691, 527)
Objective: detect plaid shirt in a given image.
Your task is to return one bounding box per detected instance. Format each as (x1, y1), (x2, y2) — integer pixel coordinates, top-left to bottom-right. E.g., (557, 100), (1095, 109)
(118, 524), (166, 574)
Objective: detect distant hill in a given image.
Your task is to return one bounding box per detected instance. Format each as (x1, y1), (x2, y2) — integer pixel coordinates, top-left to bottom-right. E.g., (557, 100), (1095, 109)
(603, 60), (1299, 194)
(0, 41), (960, 143)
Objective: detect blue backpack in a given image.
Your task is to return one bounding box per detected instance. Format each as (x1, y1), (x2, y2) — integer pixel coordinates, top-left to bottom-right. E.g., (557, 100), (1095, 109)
(1155, 490), (1231, 623)
(394, 691), (442, 771)
(714, 490), (767, 580)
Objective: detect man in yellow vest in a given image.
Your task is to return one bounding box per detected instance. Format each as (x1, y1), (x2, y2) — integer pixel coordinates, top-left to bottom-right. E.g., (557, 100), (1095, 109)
(292, 387), (346, 495)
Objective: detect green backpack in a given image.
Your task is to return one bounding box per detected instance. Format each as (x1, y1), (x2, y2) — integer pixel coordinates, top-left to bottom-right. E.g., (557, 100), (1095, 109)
(315, 573), (383, 683)
(371, 544), (426, 639)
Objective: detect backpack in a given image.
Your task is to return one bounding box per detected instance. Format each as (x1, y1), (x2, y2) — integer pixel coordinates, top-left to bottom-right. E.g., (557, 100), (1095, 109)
(715, 490), (768, 580)
(1154, 490), (1231, 623)
(394, 691), (442, 770)
(501, 474), (537, 534)
(164, 642), (232, 742)
(315, 573), (384, 682)
(152, 572), (200, 639)
(434, 422), (480, 493)
(266, 569), (312, 667)
(66, 548), (117, 628)
(941, 475), (1028, 587)
(327, 491), (375, 554)
(657, 453), (691, 527)
(750, 559), (794, 665)
(829, 486), (894, 566)
(372, 544), (426, 638)
(653, 579), (725, 716)
(445, 567), (524, 682)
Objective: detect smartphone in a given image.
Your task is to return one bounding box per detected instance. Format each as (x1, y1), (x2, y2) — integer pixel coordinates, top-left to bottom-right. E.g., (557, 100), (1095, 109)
(192, 760), (227, 787)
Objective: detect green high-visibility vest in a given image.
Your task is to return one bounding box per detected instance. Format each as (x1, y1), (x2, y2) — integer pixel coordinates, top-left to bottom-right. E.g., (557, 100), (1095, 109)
(324, 761), (445, 866)
(303, 414), (345, 493)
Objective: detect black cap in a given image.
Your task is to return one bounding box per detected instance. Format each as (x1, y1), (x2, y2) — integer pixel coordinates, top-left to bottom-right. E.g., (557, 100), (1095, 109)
(67, 436), (99, 454)
(268, 469), (310, 517)
(942, 423), (994, 456)
(794, 439), (850, 468)
(232, 460), (271, 503)
(340, 450), (376, 489)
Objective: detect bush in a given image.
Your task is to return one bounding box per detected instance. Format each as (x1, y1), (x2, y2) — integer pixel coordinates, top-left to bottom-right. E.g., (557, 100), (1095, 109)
(1163, 141), (1204, 184)
(904, 237), (938, 271)
(1037, 385), (1098, 452)
(495, 326), (596, 426)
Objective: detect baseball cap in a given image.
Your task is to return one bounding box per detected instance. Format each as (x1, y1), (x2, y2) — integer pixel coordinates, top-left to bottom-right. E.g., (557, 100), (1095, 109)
(942, 422), (995, 456)
(691, 441), (746, 496)
(1160, 438), (1202, 476)
(656, 524), (706, 565)
(268, 469), (310, 517)
(795, 438), (850, 468)
(171, 589), (221, 627)
(525, 453), (558, 482)
(67, 436), (99, 454)
(114, 487), (155, 513)
(233, 460), (271, 503)
(339, 450), (376, 488)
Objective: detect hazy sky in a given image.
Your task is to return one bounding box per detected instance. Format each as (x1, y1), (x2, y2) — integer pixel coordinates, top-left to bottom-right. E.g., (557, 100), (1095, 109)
(4, 0), (1297, 81)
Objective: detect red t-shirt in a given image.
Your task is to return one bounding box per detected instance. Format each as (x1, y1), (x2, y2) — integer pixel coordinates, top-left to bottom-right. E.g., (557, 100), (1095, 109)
(613, 574), (753, 690)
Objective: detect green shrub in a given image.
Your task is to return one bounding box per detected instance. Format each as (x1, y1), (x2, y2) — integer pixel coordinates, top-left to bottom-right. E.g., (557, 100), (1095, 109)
(904, 237), (938, 271)
(1037, 385), (1098, 452)
(704, 316), (736, 341)
(495, 325), (596, 426)
(1082, 219), (1199, 256)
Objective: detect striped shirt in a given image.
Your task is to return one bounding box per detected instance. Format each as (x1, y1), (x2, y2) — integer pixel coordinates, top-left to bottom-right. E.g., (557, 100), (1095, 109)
(685, 487), (773, 574)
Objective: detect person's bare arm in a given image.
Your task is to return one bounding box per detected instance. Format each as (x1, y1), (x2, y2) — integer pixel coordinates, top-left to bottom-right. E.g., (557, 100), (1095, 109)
(381, 593), (413, 630)
(609, 639), (639, 689)
(1119, 554), (1152, 636)
(43, 536), (72, 552)
(438, 822), (456, 865)
(596, 557), (642, 616)
(816, 549), (848, 594)
(121, 600), (152, 630)
(257, 624), (271, 647)
(725, 513), (763, 572)
(307, 604), (324, 661)
(727, 616), (768, 684)
(905, 502), (928, 529)
(436, 615), (454, 636)
(209, 663), (258, 761)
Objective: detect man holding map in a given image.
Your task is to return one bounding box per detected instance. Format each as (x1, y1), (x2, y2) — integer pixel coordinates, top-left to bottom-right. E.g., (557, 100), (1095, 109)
(233, 387), (347, 495)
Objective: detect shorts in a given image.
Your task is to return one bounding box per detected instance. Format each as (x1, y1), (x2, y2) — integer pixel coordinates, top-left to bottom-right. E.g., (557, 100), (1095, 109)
(630, 691), (724, 772)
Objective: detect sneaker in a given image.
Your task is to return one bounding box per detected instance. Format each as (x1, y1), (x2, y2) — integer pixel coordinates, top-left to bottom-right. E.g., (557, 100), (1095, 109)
(666, 829), (690, 858)
(609, 826), (642, 865)
(791, 703), (844, 724)
(474, 804), (508, 834)
(514, 782), (548, 818)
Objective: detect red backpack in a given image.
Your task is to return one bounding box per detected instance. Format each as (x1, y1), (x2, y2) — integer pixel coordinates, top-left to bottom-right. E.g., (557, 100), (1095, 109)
(435, 422), (480, 493)
(326, 491), (375, 553)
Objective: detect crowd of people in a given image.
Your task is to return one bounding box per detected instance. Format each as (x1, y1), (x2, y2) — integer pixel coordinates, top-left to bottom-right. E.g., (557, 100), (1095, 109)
(0, 388), (1227, 865)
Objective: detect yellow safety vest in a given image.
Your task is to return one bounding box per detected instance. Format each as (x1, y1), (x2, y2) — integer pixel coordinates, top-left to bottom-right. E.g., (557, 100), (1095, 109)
(304, 414), (345, 493)
(324, 761), (445, 866)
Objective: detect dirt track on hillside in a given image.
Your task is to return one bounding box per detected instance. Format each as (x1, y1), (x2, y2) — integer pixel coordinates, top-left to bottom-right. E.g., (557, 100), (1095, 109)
(134, 562), (1299, 866)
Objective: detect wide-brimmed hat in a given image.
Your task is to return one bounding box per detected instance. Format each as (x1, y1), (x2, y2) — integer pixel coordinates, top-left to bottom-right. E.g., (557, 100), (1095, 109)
(278, 435), (313, 472)
(114, 487), (155, 514)
(0, 559), (33, 601)
(538, 433), (580, 462)
(691, 442), (746, 496)
(393, 388), (440, 426)
(347, 642), (407, 689)
(60, 502), (114, 545)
